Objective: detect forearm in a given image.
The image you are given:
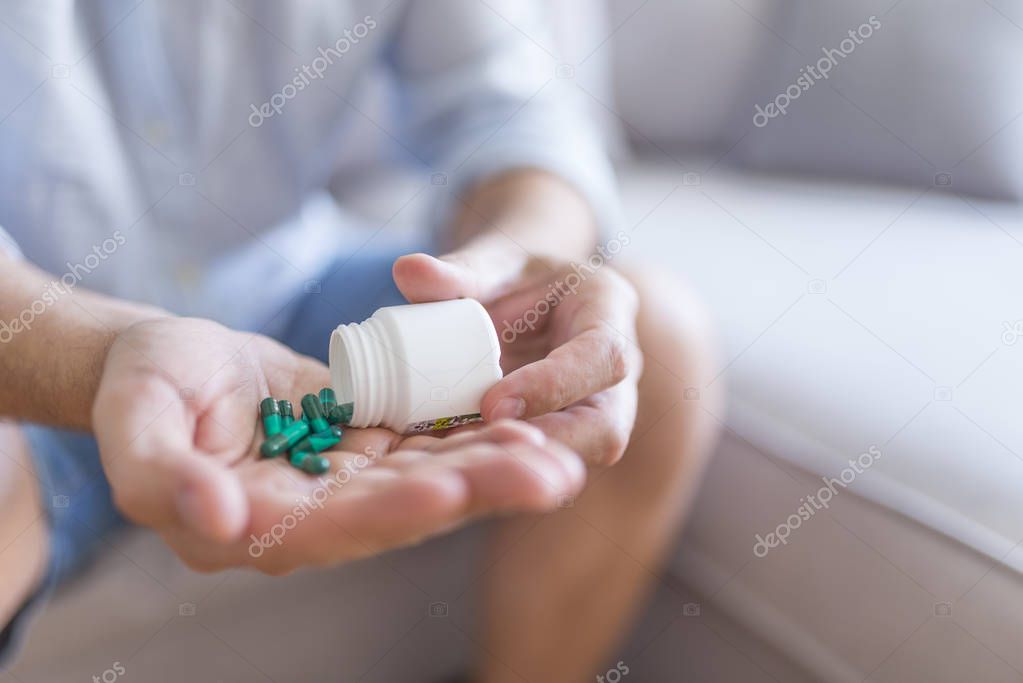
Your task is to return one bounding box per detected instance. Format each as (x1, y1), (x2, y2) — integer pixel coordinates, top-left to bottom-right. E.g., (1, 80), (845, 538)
(446, 169), (599, 267)
(0, 254), (166, 429)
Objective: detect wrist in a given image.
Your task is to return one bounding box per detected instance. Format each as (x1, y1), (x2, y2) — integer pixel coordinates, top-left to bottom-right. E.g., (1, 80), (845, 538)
(4, 294), (170, 430)
(448, 169), (598, 262)
(82, 300), (173, 428)
(0, 255), (173, 429)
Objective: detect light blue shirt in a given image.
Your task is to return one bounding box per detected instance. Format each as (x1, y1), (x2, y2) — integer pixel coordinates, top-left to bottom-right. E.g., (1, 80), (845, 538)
(0, 0), (619, 331)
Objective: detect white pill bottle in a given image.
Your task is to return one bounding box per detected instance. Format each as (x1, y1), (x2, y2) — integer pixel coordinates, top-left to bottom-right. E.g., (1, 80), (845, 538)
(329, 299), (503, 433)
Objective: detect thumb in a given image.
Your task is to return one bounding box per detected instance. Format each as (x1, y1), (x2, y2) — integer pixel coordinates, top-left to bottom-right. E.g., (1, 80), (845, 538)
(100, 420), (250, 544)
(95, 380), (249, 543)
(392, 251), (525, 304)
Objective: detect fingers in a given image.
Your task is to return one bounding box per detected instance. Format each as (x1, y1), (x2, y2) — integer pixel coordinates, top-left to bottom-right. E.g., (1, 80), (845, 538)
(162, 466), (471, 573)
(446, 436), (585, 513)
(484, 329), (627, 419)
(169, 453), (249, 542)
(162, 421), (585, 574)
(93, 360), (249, 543)
(392, 253), (479, 303)
(528, 390), (636, 468)
(482, 272), (642, 421)
(392, 250), (525, 304)
(286, 466), (473, 559)
(381, 420), (584, 511)
(348, 420), (583, 510)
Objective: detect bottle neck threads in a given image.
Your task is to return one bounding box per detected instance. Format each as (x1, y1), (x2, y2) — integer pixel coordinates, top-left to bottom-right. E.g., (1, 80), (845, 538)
(329, 316), (402, 429)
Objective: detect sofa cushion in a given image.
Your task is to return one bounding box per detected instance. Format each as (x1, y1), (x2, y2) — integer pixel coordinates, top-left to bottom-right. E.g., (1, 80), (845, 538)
(730, 0), (1023, 200)
(618, 158), (1023, 565)
(604, 0), (773, 151)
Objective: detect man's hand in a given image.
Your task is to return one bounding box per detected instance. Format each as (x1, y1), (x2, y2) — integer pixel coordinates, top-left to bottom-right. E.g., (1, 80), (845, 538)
(92, 317), (585, 574)
(393, 249), (642, 467)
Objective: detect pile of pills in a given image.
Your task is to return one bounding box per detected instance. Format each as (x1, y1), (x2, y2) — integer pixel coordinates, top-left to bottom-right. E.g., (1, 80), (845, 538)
(258, 388), (353, 475)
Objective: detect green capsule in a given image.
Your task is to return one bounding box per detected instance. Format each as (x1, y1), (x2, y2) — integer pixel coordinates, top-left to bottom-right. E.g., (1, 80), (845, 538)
(288, 449), (312, 468)
(259, 397), (279, 417)
(292, 425), (342, 454)
(260, 397), (282, 438)
(278, 399), (294, 427)
(319, 387), (337, 414)
(301, 455), (330, 475)
(301, 393), (330, 433)
(327, 402), (354, 426)
(287, 451), (329, 474)
(260, 420), (310, 458)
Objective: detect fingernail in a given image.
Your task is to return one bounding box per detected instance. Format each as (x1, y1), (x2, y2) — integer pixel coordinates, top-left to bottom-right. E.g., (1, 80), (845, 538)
(491, 397), (526, 420)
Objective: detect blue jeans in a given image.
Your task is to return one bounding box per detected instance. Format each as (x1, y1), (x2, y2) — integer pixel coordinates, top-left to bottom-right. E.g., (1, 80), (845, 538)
(4, 247), (410, 662)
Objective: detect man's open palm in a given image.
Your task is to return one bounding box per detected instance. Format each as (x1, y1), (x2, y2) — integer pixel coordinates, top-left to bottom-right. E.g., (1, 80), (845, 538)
(93, 318), (585, 574)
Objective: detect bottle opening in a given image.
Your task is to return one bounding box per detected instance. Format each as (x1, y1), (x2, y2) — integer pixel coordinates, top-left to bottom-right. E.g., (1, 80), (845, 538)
(328, 328), (356, 407)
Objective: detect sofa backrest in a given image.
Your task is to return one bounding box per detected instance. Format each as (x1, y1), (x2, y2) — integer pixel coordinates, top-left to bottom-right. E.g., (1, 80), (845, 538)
(337, 1), (1023, 201)
(605, 0), (775, 153)
(604, 0), (1023, 200)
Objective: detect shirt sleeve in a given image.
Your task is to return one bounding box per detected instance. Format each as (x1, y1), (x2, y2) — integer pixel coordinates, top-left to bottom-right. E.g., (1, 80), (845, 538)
(384, 0), (623, 245)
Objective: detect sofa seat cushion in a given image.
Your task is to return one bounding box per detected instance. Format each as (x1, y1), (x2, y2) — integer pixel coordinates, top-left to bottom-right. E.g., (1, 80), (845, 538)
(618, 158), (1023, 567)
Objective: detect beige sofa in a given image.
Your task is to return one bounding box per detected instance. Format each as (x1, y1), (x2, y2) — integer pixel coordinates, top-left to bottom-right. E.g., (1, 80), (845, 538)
(12, 2), (1023, 681)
